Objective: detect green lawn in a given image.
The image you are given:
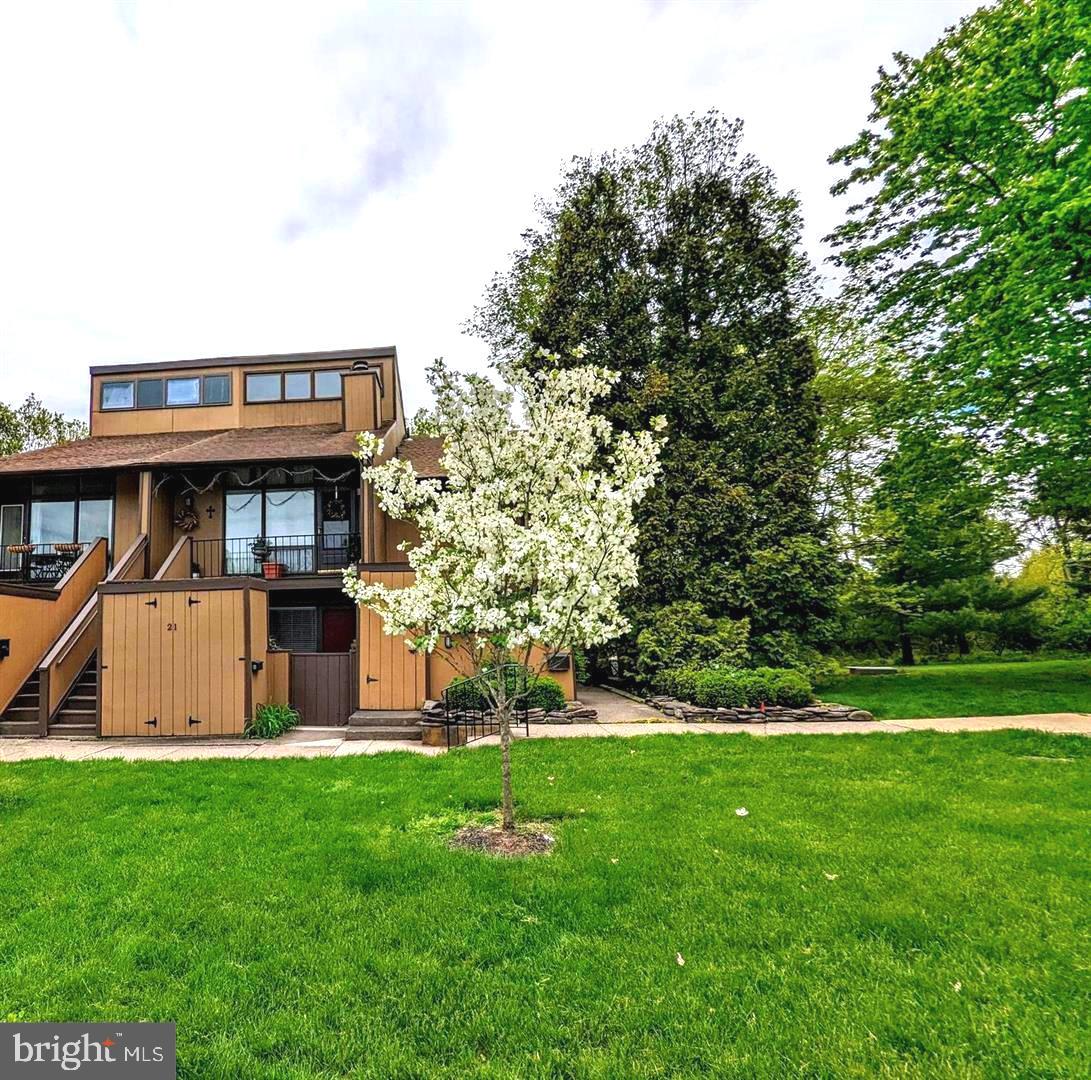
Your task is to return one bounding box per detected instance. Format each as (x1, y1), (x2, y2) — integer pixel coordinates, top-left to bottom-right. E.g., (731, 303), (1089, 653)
(818, 658), (1091, 720)
(2, 733), (1089, 1078)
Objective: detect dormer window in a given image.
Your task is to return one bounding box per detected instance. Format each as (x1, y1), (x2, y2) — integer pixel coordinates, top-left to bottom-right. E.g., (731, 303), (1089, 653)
(165, 377), (201, 406)
(101, 381), (134, 410)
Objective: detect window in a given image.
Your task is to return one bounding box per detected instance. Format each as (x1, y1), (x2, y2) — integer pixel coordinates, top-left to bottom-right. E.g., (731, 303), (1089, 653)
(269, 607), (318, 652)
(1, 504), (24, 547)
(137, 379), (164, 408)
(265, 489), (315, 537)
(30, 501), (76, 544)
(284, 371), (311, 400)
(101, 381), (134, 410)
(77, 498), (113, 549)
(314, 370), (342, 398)
(203, 374), (231, 404)
(166, 377), (201, 406)
(245, 373), (281, 402)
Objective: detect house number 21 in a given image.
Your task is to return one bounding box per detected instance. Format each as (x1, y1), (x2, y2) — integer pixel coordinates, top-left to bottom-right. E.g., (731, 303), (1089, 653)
(166, 622), (178, 631)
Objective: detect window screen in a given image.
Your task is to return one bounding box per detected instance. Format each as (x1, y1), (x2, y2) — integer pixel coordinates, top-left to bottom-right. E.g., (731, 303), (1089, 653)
(313, 370), (342, 398)
(203, 374), (231, 404)
(137, 379), (164, 408)
(101, 381), (134, 410)
(166, 377), (201, 406)
(246, 373), (281, 402)
(284, 371), (311, 400)
(269, 607), (318, 652)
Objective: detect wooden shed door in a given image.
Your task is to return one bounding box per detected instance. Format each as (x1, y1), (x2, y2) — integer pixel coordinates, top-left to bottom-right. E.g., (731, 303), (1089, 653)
(290, 653), (353, 725)
(101, 588), (248, 736)
(358, 599), (425, 710)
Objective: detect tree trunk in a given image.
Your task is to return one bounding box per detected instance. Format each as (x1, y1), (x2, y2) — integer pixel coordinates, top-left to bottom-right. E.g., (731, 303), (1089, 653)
(899, 631), (915, 667)
(957, 633), (970, 656)
(498, 705), (515, 832)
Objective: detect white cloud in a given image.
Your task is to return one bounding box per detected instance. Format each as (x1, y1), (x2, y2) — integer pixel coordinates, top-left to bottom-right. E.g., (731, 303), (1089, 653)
(0, 0), (979, 419)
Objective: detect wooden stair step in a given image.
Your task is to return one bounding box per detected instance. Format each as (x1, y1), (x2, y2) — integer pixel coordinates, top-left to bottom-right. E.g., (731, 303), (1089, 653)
(0, 720), (38, 737)
(48, 723), (96, 737)
(3, 706), (39, 719)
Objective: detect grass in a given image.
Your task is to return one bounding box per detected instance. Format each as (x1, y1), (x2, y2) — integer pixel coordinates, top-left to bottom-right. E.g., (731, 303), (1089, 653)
(2, 732), (1089, 1078)
(818, 658), (1091, 720)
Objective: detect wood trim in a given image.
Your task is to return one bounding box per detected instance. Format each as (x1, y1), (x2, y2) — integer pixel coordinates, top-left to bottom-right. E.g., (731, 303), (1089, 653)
(243, 582), (253, 724)
(90, 346), (396, 376)
(0, 582), (58, 600)
(152, 534), (191, 580)
(95, 615), (103, 737)
(38, 665), (50, 737)
(100, 576), (269, 594)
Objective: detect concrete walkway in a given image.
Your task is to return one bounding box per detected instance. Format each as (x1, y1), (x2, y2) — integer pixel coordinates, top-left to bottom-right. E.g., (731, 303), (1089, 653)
(1, 709), (1088, 762)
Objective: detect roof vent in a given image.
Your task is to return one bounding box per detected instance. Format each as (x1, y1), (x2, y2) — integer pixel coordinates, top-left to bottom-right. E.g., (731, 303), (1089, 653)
(351, 359), (369, 372)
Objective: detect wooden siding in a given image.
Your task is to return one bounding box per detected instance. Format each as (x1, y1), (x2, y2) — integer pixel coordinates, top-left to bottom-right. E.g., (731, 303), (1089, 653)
(154, 535), (192, 580)
(265, 651), (290, 706)
(0, 540), (108, 715)
(38, 534), (150, 725)
(91, 358), (360, 437)
(100, 584), (251, 736)
(113, 471), (142, 558)
(356, 569), (425, 710)
(290, 653), (353, 725)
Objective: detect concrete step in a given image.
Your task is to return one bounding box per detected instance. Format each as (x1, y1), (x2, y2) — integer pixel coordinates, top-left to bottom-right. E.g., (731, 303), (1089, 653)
(348, 709), (421, 728)
(0, 719), (38, 737)
(346, 725), (422, 742)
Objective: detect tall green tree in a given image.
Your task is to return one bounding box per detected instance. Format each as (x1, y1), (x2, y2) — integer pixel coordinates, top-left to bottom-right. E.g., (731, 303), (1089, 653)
(828, 0), (1091, 523)
(0, 395), (86, 457)
(848, 427), (1022, 664)
(473, 113), (839, 656)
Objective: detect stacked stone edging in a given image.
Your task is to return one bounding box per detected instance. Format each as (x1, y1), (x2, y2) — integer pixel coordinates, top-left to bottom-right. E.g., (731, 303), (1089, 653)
(647, 695), (873, 724)
(420, 700), (598, 726)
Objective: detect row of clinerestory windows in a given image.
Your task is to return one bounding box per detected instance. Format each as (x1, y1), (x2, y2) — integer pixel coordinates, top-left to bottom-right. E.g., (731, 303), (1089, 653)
(100, 369), (345, 411)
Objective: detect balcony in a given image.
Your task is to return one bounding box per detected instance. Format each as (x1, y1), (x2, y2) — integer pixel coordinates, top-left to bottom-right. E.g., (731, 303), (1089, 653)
(190, 534), (361, 579)
(0, 542), (91, 586)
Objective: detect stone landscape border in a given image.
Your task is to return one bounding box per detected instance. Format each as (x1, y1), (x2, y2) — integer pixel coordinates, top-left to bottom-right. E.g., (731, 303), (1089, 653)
(648, 696), (875, 724)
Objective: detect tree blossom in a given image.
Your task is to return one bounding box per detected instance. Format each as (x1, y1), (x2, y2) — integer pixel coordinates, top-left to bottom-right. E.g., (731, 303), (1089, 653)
(344, 353), (665, 829)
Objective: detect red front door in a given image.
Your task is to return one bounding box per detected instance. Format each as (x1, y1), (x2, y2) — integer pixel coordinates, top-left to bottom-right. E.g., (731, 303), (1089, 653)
(322, 608), (356, 653)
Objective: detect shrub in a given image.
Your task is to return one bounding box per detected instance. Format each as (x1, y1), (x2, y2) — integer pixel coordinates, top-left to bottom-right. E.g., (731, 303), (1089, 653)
(446, 669), (567, 714)
(247, 702), (300, 739)
(634, 601), (750, 684)
(653, 665), (813, 708)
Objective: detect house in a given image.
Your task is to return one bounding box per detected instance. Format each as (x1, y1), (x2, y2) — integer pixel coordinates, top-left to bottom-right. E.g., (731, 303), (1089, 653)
(0, 347), (574, 740)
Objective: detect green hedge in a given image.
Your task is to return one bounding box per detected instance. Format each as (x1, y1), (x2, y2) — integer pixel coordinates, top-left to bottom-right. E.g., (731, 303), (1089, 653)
(446, 669), (567, 714)
(653, 666), (813, 708)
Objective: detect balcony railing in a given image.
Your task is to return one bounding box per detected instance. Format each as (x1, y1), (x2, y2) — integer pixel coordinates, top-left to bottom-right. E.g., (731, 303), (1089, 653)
(0, 542), (90, 585)
(190, 534), (361, 579)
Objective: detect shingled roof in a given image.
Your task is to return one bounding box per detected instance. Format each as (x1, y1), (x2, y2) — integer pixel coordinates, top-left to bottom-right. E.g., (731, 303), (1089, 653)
(0, 424), (382, 475)
(395, 435), (446, 478)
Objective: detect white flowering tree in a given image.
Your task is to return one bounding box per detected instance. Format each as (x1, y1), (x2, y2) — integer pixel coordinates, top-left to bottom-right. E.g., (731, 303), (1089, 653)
(344, 353), (664, 832)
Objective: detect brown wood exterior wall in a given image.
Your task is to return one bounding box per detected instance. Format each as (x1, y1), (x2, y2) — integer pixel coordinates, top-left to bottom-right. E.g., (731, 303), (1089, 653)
(99, 583), (253, 736)
(265, 651), (290, 706)
(356, 569), (425, 710)
(90, 358), (364, 437)
(289, 653), (353, 725)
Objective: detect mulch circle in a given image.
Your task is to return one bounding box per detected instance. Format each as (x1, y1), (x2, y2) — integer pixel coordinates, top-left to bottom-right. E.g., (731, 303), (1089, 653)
(451, 825), (555, 857)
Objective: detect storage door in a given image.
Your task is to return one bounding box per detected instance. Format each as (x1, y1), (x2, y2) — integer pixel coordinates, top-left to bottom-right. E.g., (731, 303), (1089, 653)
(101, 590), (185, 736)
(357, 571), (425, 710)
(184, 589), (247, 736)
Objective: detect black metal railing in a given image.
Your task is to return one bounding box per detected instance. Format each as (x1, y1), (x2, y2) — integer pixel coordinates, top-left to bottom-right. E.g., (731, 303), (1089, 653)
(442, 665), (531, 748)
(190, 533), (361, 579)
(0, 541), (89, 585)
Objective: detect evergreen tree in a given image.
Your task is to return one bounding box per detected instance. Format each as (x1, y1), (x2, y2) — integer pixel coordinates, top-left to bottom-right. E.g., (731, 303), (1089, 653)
(472, 113), (839, 656)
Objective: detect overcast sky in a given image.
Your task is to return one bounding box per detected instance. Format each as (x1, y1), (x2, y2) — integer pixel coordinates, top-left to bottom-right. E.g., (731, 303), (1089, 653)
(0, 0), (981, 421)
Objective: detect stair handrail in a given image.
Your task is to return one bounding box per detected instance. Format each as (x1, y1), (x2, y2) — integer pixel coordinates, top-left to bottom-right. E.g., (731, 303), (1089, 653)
(0, 537), (108, 722)
(36, 533), (149, 732)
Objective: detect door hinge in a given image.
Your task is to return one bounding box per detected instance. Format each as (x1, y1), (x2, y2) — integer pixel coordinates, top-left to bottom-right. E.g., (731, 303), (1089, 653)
(188, 597), (201, 606)
(145, 598), (157, 607)
(188, 715), (202, 726)
(366, 675), (378, 684)
(144, 717), (157, 727)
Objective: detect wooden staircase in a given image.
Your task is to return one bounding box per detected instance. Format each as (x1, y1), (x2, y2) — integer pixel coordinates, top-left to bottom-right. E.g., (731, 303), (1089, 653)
(48, 653), (98, 737)
(0, 671), (42, 737)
